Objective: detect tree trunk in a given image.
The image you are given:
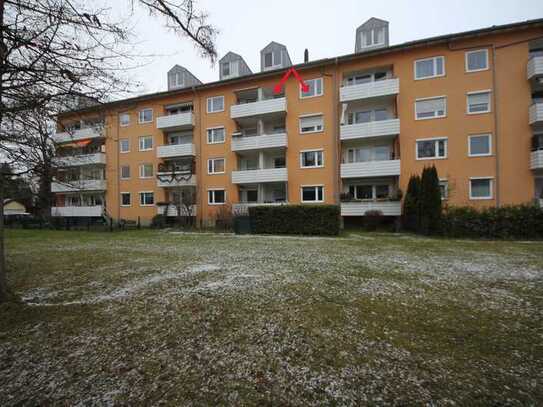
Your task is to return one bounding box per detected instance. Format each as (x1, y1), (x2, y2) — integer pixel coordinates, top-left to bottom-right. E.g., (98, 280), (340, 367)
(0, 174), (8, 303)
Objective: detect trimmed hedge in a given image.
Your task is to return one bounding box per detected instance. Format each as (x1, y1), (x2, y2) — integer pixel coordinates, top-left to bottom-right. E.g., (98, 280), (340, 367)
(441, 204), (543, 239)
(248, 205), (340, 235)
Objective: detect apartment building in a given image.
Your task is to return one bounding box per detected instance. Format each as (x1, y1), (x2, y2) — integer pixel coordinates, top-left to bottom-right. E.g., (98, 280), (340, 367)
(52, 17), (543, 226)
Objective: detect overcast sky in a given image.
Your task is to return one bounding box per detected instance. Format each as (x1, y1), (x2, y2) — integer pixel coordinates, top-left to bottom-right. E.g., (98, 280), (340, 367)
(109, 0), (542, 96)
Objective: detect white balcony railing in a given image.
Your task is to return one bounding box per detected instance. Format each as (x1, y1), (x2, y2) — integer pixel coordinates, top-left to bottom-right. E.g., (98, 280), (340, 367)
(53, 127), (104, 144)
(340, 78), (399, 102)
(340, 119), (400, 141)
(156, 174), (197, 188)
(530, 150), (543, 170)
(529, 103), (543, 125)
(231, 133), (287, 152)
(341, 201), (401, 216)
(528, 56), (543, 80)
(51, 205), (104, 217)
(156, 205), (197, 216)
(53, 152), (106, 167)
(156, 143), (196, 158)
(231, 168), (288, 184)
(51, 179), (107, 193)
(340, 160), (401, 178)
(232, 202), (287, 215)
(156, 112), (193, 131)
(230, 97), (287, 119)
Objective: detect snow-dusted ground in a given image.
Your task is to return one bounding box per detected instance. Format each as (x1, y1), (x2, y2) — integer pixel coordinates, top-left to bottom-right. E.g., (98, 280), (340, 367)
(1, 229), (542, 405)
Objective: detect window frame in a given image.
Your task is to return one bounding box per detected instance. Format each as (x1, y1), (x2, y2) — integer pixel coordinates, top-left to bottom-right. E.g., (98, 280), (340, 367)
(414, 56), (445, 80)
(119, 138), (130, 153)
(119, 113), (130, 127)
(465, 49), (489, 73)
(300, 149), (324, 168)
(208, 188), (226, 205)
(468, 134), (492, 157)
(139, 163), (154, 179)
(206, 126), (226, 144)
(138, 108), (153, 124)
(207, 157), (225, 174)
(138, 135), (153, 151)
(467, 90), (492, 115)
(207, 96), (225, 113)
(415, 137), (448, 160)
(299, 77), (324, 99)
(139, 191), (155, 206)
(120, 192), (131, 207)
(415, 96), (447, 120)
(120, 165), (130, 180)
(300, 185), (324, 203)
(469, 177), (493, 200)
(299, 113), (324, 134)
(439, 179), (448, 200)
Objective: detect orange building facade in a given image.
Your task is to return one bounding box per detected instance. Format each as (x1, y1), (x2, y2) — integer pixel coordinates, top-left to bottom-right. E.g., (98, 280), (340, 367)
(52, 18), (543, 226)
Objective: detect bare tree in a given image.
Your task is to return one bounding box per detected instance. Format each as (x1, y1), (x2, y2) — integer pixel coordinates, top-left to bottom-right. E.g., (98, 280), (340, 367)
(0, 0), (217, 302)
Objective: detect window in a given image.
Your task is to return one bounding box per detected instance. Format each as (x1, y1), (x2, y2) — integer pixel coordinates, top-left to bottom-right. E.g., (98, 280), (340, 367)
(121, 192), (131, 206)
(348, 184), (390, 200)
(264, 50), (281, 69)
(208, 189), (225, 205)
(466, 49), (488, 72)
(469, 134), (492, 157)
(208, 158), (225, 174)
(470, 178), (493, 200)
(139, 163), (153, 178)
(299, 114), (324, 134)
(139, 135), (153, 151)
(120, 138), (130, 153)
(346, 145), (391, 163)
(345, 71), (387, 86)
(416, 138), (447, 160)
(170, 72), (184, 88)
(120, 165), (130, 179)
(119, 113), (130, 127)
(139, 192), (154, 206)
(207, 127), (225, 144)
(361, 27), (385, 47)
(300, 78), (323, 98)
(221, 62), (230, 77)
(138, 108), (153, 124)
(348, 109), (389, 124)
(415, 96), (447, 120)
(207, 96), (224, 113)
(300, 150), (324, 168)
(415, 56), (445, 80)
(301, 186), (324, 203)
(467, 91), (491, 114)
(439, 180), (448, 200)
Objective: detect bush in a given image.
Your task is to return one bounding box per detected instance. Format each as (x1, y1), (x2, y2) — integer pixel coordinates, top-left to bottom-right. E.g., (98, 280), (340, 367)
(249, 205), (340, 235)
(403, 174), (421, 232)
(151, 214), (167, 229)
(419, 165), (442, 235)
(364, 210), (383, 231)
(441, 204), (543, 239)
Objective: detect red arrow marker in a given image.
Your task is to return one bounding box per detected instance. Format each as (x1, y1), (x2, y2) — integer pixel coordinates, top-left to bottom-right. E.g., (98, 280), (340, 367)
(274, 67), (309, 94)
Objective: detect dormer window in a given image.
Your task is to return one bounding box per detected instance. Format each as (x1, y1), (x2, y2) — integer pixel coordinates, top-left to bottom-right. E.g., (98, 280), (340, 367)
(264, 50), (281, 69)
(170, 72), (184, 88)
(221, 62), (230, 77)
(361, 27), (385, 48)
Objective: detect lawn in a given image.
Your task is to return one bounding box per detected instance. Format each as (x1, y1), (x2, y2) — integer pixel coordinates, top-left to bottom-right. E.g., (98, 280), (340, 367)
(0, 229), (542, 405)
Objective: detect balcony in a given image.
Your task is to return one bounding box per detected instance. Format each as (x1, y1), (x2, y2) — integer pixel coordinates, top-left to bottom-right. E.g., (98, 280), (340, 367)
(340, 78), (399, 102)
(231, 133), (287, 152)
(156, 174), (197, 188)
(53, 127), (104, 144)
(51, 205), (103, 217)
(530, 150), (543, 170)
(527, 56), (543, 80)
(341, 201), (401, 216)
(529, 103), (543, 125)
(340, 119), (400, 141)
(53, 152), (106, 167)
(230, 97), (287, 119)
(340, 160), (401, 178)
(157, 143), (196, 158)
(232, 202), (287, 215)
(157, 205), (197, 216)
(156, 112), (193, 131)
(51, 179), (107, 193)
(231, 168), (288, 184)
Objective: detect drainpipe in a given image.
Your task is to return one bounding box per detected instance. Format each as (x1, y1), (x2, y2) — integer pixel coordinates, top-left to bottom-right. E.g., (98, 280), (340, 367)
(491, 45), (501, 207)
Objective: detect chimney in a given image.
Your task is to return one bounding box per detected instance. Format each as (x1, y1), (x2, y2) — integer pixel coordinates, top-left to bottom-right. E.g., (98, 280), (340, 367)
(304, 49), (309, 63)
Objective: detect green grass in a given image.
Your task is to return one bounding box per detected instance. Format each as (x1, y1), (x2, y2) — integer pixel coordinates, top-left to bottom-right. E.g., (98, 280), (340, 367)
(0, 229), (542, 405)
